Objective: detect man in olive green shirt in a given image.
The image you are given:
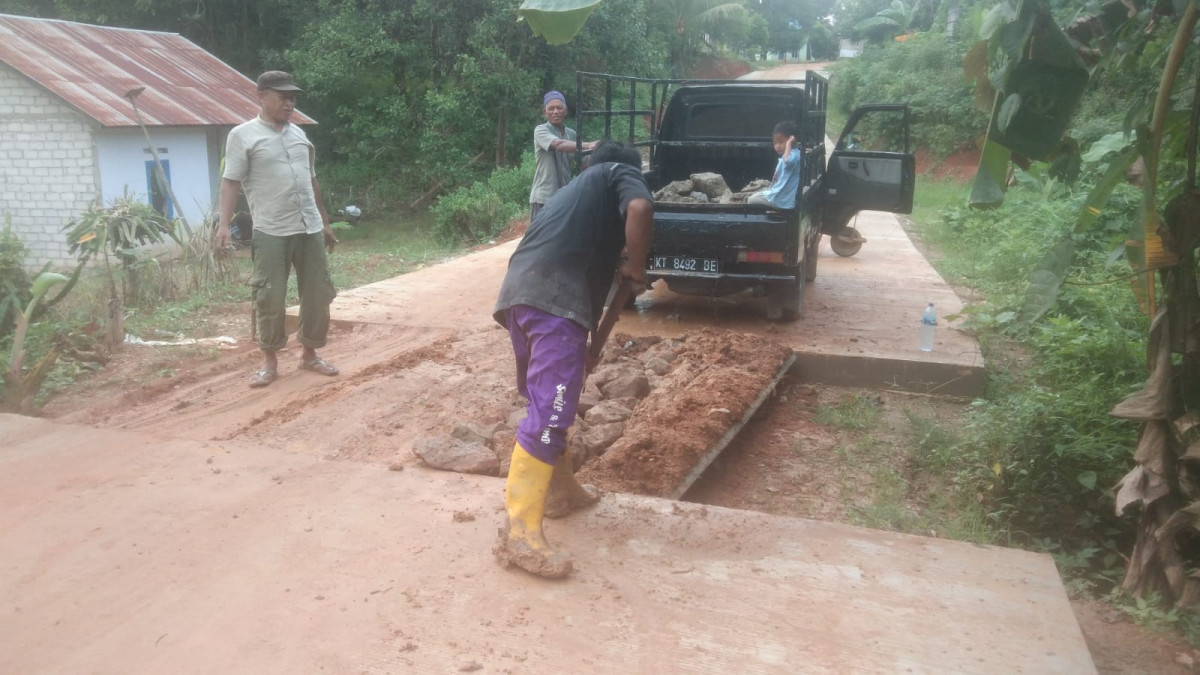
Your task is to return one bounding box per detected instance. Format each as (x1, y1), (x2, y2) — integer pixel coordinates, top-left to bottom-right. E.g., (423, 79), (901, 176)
(529, 91), (596, 221)
(216, 71), (339, 388)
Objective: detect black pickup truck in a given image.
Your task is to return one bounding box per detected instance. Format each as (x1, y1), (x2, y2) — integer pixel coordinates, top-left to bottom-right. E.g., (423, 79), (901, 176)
(575, 71), (915, 320)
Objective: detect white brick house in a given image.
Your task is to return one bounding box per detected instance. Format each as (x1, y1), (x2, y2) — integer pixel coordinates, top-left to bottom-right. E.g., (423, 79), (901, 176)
(0, 14), (314, 266)
(0, 63), (96, 264)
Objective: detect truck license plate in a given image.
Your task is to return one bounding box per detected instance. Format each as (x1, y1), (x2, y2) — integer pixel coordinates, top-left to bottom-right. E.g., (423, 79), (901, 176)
(651, 256), (719, 274)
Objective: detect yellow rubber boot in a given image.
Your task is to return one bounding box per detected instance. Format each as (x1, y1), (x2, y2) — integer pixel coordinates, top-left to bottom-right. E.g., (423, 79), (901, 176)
(493, 443), (573, 579)
(545, 453), (601, 519)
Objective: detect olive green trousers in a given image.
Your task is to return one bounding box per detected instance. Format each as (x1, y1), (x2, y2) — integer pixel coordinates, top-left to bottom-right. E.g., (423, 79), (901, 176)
(250, 230), (337, 352)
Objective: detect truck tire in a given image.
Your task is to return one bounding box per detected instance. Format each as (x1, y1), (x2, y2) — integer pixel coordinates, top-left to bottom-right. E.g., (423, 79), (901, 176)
(831, 226), (864, 257)
(804, 235), (819, 282)
(768, 269), (804, 322)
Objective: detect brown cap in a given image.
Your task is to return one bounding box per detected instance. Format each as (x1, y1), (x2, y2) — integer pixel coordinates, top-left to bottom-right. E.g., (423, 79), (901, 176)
(256, 71), (303, 92)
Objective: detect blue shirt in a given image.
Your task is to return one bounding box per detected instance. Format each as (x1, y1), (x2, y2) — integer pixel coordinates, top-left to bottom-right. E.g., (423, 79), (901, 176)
(762, 148), (802, 209)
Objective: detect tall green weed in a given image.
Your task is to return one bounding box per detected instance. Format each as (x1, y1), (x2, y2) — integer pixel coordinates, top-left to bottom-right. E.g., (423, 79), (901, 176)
(917, 169), (1146, 555)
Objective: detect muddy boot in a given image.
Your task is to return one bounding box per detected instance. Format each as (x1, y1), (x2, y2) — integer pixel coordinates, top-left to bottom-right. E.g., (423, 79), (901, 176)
(545, 454), (601, 519)
(493, 443), (573, 579)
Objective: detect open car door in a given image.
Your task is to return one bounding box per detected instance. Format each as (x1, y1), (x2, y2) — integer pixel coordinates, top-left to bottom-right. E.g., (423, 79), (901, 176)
(823, 104), (915, 218)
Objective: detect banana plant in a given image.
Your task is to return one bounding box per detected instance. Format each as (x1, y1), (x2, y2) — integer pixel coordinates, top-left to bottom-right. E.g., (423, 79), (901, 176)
(2, 271), (68, 414)
(62, 192), (179, 345)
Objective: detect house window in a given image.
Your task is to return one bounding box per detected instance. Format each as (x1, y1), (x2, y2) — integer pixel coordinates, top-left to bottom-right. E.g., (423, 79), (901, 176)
(144, 159), (173, 218)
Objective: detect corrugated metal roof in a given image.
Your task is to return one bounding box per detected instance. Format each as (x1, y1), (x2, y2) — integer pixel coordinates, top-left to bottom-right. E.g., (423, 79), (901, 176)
(0, 13), (315, 127)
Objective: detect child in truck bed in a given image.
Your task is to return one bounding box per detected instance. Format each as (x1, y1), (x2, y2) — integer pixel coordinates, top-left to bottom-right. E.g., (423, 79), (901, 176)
(748, 120), (802, 209)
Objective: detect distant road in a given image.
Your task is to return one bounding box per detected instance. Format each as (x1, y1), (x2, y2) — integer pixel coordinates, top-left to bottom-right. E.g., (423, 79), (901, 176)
(738, 62), (833, 80)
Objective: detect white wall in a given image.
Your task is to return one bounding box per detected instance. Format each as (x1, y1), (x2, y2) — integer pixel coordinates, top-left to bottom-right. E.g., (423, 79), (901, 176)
(0, 61), (99, 266)
(95, 126), (216, 229)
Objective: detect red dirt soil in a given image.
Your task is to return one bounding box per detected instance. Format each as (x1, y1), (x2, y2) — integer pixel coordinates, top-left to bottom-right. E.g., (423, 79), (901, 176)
(915, 146), (980, 181)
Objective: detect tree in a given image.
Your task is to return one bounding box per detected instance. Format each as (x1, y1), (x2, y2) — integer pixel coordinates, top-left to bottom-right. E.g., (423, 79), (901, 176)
(853, 0), (915, 40)
(648, 0), (750, 75)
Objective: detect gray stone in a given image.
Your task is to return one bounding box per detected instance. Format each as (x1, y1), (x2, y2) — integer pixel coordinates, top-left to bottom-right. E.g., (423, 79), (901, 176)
(688, 191), (709, 203)
(655, 192), (691, 203)
(654, 179), (694, 199)
(507, 408), (527, 429)
(609, 397), (642, 412)
(413, 436), (500, 476)
(689, 172), (731, 199)
(578, 384), (602, 413)
(584, 399), (633, 426)
(644, 356), (671, 376)
(600, 373), (651, 400)
(579, 422), (624, 458)
(491, 426), (514, 454)
(452, 421), (498, 446)
(591, 362), (642, 389)
(642, 341), (681, 363)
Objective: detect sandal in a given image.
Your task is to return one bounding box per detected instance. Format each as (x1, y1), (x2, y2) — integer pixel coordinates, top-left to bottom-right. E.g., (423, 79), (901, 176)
(248, 368), (277, 388)
(299, 357), (339, 376)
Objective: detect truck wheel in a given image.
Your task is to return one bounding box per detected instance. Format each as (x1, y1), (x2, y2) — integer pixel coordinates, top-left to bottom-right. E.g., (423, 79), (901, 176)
(768, 272), (804, 322)
(804, 235), (819, 282)
(831, 226), (864, 257)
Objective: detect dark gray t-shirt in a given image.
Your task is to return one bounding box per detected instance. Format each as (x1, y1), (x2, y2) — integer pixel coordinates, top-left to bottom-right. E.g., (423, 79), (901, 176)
(495, 162), (652, 331)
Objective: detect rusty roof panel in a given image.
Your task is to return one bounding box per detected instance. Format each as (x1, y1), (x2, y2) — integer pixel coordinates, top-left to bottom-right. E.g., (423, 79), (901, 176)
(0, 13), (315, 127)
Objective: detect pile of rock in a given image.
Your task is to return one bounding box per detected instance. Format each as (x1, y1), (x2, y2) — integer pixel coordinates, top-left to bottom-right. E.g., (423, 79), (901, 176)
(412, 337), (681, 477)
(730, 178), (771, 202)
(653, 174), (771, 204)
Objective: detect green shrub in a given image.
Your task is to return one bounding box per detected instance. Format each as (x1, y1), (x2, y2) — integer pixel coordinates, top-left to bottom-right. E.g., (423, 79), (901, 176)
(431, 153), (535, 244)
(485, 152), (536, 206)
(431, 181), (520, 244)
(0, 221), (31, 339)
(831, 34), (986, 159)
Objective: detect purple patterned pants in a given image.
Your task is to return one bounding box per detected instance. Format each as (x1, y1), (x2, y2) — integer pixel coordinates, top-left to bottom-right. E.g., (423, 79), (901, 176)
(504, 305), (587, 465)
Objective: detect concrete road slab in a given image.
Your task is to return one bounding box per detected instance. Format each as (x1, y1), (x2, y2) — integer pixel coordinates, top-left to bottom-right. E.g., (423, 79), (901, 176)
(1, 414), (1092, 673)
(314, 209), (984, 396)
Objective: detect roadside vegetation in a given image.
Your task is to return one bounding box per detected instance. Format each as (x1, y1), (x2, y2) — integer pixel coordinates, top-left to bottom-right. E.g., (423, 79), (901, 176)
(826, 0), (1200, 643)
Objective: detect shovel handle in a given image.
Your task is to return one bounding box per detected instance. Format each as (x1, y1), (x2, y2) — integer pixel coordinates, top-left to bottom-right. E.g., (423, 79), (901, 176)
(588, 281), (633, 365)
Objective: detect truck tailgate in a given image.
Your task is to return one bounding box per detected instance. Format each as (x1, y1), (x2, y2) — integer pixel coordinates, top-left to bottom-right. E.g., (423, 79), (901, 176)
(651, 207), (799, 264)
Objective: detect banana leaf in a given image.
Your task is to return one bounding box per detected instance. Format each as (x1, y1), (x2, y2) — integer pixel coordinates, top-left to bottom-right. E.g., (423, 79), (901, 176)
(969, 138), (1011, 208)
(969, 0), (1089, 208)
(518, 0), (603, 45)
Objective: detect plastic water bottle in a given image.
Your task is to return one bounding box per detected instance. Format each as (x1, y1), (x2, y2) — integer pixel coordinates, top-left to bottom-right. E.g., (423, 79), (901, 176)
(918, 302), (937, 352)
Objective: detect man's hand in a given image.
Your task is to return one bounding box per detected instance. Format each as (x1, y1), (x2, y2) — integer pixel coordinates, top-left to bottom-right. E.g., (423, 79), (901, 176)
(616, 256), (647, 291)
(214, 223), (232, 251)
(323, 224), (338, 253)
(583, 140), (599, 151)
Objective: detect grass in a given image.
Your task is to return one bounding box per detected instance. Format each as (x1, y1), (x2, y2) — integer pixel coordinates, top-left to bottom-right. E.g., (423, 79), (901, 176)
(12, 213), (460, 405)
(813, 392), (880, 430)
(809, 384), (999, 545)
(909, 179), (969, 236)
(327, 211), (459, 290)
(123, 213), (461, 338)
